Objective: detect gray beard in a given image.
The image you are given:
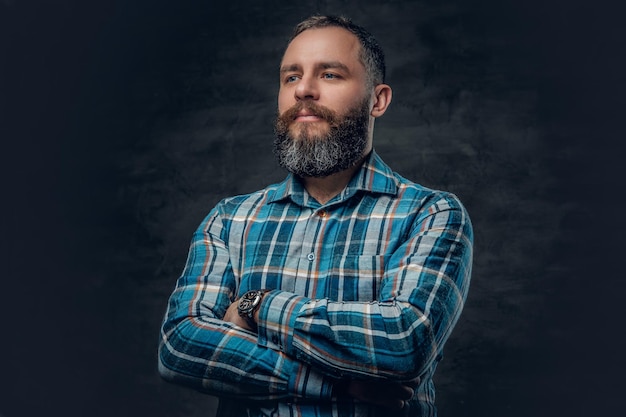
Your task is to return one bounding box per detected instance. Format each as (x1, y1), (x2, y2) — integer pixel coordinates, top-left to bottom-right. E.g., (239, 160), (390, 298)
(273, 99), (370, 178)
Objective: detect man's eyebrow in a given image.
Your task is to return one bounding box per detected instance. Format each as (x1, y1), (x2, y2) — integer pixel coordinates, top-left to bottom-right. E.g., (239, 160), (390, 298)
(279, 61), (351, 73)
(280, 64), (300, 73)
(319, 61), (350, 72)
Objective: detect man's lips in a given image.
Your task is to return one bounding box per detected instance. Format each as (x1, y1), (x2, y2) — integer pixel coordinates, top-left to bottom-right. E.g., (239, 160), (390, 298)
(293, 110), (325, 122)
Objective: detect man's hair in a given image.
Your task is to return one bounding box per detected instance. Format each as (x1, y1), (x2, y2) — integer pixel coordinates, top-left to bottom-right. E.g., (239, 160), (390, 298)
(288, 15), (386, 86)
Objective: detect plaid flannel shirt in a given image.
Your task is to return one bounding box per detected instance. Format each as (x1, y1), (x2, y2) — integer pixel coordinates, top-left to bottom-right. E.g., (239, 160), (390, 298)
(158, 151), (473, 416)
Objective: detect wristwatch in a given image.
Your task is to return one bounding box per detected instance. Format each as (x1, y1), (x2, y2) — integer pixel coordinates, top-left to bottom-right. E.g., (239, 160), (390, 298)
(237, 290), (267, 328)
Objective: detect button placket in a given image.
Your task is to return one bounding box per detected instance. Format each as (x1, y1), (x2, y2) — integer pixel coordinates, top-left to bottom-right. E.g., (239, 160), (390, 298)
(294, 208), (326, 295)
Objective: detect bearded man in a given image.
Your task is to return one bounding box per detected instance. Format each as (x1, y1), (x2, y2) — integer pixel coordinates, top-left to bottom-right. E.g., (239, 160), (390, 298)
(158, 15), (473, 417)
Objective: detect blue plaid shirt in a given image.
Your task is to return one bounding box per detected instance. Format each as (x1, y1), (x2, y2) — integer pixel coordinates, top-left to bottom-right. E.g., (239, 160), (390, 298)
(158, 151), (473, 416)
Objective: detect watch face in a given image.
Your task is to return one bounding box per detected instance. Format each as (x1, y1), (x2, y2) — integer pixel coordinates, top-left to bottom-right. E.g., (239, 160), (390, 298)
(239, 291), (262, 317)
(239, 298), (254, 312)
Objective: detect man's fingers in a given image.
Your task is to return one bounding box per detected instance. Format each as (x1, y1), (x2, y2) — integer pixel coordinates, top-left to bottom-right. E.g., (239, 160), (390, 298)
(404, 376), (421, 389)
(396, 383), (415, 400)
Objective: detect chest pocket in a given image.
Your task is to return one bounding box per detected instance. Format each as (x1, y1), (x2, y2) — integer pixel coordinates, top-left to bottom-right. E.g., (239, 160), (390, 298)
(325, 255), (387, 302)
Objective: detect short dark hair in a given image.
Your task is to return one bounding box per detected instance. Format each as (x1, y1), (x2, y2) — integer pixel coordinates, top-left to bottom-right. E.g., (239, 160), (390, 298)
(288, 15), (386, 86)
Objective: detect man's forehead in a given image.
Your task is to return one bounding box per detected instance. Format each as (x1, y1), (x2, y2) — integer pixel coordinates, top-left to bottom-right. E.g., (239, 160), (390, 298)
(280, 27), (362, 68)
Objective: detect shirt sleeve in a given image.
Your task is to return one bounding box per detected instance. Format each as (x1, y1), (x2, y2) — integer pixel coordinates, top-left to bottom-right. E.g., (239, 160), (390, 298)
(158, 207), (334, 402)
(255, 192), (473, 381)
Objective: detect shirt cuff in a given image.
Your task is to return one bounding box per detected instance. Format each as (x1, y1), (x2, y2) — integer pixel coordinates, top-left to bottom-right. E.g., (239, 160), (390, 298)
(287, 362), (334, 401)
(257, 290), (307, 357)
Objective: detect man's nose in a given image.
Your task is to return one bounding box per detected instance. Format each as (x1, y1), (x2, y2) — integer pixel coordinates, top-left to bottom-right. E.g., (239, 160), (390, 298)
(294, 75), (319, 101)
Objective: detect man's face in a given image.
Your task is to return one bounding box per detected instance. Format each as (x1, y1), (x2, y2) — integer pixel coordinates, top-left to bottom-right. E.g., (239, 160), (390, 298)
(274, 27), (374, 177)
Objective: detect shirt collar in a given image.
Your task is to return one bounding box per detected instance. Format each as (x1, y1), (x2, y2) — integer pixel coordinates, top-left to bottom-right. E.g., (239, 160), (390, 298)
(268, 150), (398, 206)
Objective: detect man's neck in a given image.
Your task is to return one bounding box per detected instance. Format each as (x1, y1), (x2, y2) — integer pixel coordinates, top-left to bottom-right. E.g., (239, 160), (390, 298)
(300, 162), (362, 205)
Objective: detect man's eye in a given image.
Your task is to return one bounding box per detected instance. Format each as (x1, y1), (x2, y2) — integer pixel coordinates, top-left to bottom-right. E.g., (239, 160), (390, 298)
(322, 73), (338, 79)
(285, 75), (299, 83)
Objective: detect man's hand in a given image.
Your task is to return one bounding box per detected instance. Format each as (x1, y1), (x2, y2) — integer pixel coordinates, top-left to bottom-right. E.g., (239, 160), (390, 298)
(337, 378), (419, 410)
(223, 300), (254, 331)
(223, 292), (268, 332)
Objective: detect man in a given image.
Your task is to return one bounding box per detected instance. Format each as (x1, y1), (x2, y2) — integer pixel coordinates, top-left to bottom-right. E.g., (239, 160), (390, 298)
(158, 15), (473, 417)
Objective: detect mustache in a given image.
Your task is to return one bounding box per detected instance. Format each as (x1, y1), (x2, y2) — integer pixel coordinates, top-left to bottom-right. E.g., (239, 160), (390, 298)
(277, 101), (339, 126)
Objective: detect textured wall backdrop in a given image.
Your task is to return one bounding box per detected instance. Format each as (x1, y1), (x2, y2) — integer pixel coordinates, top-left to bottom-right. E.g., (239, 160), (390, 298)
(2, 1), (623, 416)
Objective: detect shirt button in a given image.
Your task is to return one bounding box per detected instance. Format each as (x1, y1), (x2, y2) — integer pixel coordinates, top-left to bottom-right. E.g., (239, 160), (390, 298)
(307, 252), (315, 261)
(318, 210), (327, 218)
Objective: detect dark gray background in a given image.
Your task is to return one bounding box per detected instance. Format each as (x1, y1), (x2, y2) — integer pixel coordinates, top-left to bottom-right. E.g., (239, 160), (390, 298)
(2, 0), (624, 416)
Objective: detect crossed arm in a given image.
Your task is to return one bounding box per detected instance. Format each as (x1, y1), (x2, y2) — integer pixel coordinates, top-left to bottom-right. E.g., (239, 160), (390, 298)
(222, 296), (418, 409)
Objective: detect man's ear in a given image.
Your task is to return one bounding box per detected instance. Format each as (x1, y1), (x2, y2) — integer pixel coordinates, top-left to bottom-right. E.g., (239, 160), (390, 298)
(371, 84), (392, 118)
